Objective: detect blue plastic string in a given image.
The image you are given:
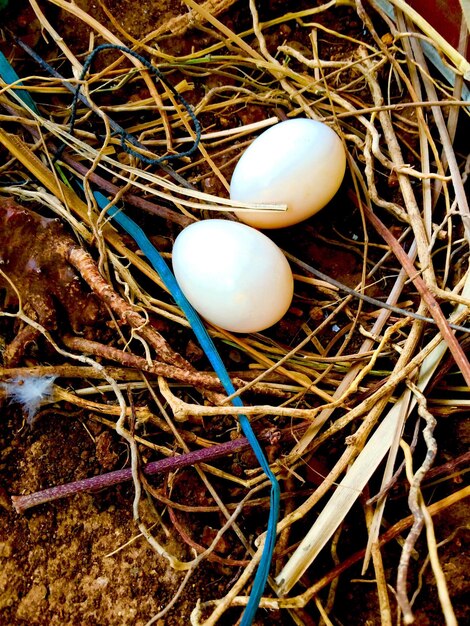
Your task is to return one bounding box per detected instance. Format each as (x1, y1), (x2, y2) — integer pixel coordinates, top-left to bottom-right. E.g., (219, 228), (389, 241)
(0, 42), (279, 623)
(0, 50), (39, 114)
(92, 191), (280, 626)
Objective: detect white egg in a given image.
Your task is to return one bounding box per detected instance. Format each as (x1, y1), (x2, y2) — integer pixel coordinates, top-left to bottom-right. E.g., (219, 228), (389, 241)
(230, 118), (346, 229)
(172, 219), (294, 333)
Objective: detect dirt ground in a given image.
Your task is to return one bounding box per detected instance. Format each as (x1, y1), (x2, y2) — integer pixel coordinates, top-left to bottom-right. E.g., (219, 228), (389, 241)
(0, 1), (469, 625)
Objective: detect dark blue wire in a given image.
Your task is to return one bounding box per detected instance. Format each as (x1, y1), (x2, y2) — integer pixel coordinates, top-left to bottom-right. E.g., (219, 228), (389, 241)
(92, 192), (279, 625)
(69, 44), (202, 164)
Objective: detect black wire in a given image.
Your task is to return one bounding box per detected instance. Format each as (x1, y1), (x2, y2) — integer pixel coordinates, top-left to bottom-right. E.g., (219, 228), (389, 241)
(15, 37), (199, 188)
(67, 43), (201, 165)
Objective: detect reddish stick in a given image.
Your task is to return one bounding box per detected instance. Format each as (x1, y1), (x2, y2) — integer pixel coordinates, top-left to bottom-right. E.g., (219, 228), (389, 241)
(11, 436), (253, 514)
(364, 205), (470, 386)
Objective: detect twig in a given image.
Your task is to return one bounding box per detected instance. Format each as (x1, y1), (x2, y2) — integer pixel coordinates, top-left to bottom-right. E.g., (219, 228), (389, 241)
(66, 247), (190, 369)
(60, 154), (193, 227)
(423, 450), (470, 483)
(406, 22), (470, 244)
(285, 250), (470, 334)
(397, 383), (456, 625)
(275, 265), (470, 594)
(364, 205), (470, 386)
(197, 486), (470, 612)
(61, 335), (289, 398)
(385, 0), (470, 78)
(11, 435), (263, 514)
(356, 43), (435, 286)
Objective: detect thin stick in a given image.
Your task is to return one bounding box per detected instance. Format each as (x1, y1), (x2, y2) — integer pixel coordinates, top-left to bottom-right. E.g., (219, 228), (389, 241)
(200, 486), (470, 611)
(364, 205), (470, 386)
(385, 0), (470, 78)
(11, 435), (257, 514)
(275, 267), (470, 594)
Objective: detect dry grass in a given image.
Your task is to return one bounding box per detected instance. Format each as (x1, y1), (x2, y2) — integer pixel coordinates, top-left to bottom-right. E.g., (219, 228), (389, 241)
(0, 1), (469, 624)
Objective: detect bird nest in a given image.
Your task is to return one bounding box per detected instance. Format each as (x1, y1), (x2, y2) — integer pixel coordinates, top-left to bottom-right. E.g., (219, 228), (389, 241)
(0, 1), (469, 625)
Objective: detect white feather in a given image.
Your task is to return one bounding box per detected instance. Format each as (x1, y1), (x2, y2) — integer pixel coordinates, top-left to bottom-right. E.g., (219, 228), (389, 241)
(2, 376), (56, 424)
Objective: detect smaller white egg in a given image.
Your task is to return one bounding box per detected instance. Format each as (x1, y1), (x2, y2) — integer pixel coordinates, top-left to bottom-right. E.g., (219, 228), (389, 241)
(172, 219), (294, 333)
(230, 118), (346, 229)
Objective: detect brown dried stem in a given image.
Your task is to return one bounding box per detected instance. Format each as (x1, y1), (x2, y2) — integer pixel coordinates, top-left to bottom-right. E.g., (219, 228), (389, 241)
(11, 435), (261, 514)
(364, 205), (470, 386)
(62, 334), (291, 398)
